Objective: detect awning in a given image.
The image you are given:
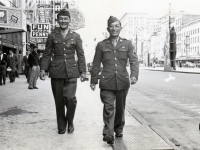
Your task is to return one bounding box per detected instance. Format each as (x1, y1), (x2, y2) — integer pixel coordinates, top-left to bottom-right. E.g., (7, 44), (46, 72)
(0, 29), (25, 34)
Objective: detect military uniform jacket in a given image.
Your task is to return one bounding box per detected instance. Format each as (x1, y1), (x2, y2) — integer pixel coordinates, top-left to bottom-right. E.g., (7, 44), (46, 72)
(41, 29), (86, 78)
(91, 37), (139, 90)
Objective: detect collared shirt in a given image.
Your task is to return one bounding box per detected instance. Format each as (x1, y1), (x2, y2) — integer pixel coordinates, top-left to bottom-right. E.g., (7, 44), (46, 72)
(60, 28), (69, 39)
(110, 37), (119, 47)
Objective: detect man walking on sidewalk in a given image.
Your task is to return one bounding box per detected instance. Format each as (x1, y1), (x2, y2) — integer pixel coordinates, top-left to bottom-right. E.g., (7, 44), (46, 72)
(40, 9), (86, 134)
(28, 45), (40, 89)
(7, 49), (18, 83)
(90, 16), (139, 145)
(0, 48), (7, 85)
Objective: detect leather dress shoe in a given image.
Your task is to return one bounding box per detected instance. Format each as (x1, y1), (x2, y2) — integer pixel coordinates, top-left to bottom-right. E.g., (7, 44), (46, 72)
(58, 129), (66, 134)
(33, 87), (38, 89)
(103, 135), (114, 145)
(68, 123), (74, 133)
(28, 87), (33, 89)
(115, 133), (123, 138)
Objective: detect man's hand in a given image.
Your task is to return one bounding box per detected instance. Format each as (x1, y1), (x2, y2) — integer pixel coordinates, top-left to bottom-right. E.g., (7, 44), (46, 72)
(90, 83), (96, 91)
(80, 72), (87, 82)
(40, 70), (46, 81)
(130, 77), (137, 85)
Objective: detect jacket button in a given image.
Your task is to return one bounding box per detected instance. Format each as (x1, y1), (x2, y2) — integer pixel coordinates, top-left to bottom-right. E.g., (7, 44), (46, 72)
(114, 51), (116, 52)
(64, 54), (66, 56)
(115, 57), (117, 60)
(116, 71), (117, 73)
(115, 64), (117, 66)
(64, 48), (66, 50)
(65, 59), (66, 62)
(63, 42), (65, 44)
(103, 76), (105, 78)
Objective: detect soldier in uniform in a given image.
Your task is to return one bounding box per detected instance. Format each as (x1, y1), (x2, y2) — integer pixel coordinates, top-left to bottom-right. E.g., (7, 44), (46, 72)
(40, 9), (86, 134)
(90, 16), (139, 144)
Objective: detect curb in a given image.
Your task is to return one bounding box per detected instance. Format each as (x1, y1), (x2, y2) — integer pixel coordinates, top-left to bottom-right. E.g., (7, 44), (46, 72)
(126, 105), (184, 150)
(142, 68), (200, 74)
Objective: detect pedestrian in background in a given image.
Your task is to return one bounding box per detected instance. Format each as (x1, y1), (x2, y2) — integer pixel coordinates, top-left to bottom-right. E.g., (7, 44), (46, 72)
(7, 49), (18, 83)
(28, 45), (40, 89)
(40, 9), (87, 135)
(0, 48), (7, 85)
(22, 51), (30, 82)
(90, 16), (139, 145)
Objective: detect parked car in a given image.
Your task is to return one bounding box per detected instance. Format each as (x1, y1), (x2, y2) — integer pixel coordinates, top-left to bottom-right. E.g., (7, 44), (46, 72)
(196, 63), (200, 68)
(185, 62), (196, 68)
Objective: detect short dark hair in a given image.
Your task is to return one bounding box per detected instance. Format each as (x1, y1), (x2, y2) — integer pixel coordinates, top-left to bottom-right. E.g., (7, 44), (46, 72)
(57, 9), (70, 19)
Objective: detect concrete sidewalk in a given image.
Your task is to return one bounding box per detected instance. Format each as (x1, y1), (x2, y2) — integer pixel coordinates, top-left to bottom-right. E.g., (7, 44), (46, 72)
(0, 75), (174, 150)
(142, 66), (200, 74)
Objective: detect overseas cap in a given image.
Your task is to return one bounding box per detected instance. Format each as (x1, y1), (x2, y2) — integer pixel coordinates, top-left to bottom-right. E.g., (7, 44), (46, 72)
(57, 9), (70, 19)
(108, 16), (120, 26)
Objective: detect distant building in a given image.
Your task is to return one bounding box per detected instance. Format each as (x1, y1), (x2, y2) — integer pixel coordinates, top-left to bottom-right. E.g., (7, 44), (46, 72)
(120, 11), (200, 66)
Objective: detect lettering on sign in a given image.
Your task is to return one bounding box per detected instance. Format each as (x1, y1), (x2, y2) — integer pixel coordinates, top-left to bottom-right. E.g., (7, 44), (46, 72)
(31, 23), (50, 38)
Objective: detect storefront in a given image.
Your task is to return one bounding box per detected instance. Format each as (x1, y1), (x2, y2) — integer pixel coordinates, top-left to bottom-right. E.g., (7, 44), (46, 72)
(0, 6), (26, 73)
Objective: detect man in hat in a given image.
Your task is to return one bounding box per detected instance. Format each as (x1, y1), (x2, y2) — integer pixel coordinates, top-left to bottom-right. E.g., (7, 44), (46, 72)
(28, 45), (40, 89)
(90, 16), (139, 144)
(7, 49), (18, 82)
(0, 48), (7, 85)
(40, 9), (86, 134)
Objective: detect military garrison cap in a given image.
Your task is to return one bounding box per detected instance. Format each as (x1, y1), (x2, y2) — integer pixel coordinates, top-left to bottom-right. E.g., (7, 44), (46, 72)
(57, 9), (70, 19)
(108, 16), (121, 26)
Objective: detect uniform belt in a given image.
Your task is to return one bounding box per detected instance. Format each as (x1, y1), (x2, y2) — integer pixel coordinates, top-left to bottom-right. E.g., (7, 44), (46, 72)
(102, 69), (127, 73)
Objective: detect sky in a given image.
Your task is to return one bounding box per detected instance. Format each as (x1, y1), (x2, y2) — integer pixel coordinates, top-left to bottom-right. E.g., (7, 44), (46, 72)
(77, 0), (200, 61)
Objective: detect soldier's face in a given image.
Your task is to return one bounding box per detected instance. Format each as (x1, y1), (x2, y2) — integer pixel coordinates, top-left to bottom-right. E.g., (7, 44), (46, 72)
(58, 15), (70, 30)
(107, 21), (122, 38)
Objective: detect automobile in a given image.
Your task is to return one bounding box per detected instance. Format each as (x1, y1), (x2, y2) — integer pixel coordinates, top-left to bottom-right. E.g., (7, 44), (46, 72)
(185, 62), (196, 68)
(196, 63), (200, 68)
(155, 63), (164, 67)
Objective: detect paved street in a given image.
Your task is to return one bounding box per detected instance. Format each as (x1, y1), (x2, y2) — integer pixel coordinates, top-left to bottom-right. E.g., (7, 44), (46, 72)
(128, 68), (200, 150)
(0, 75), (173, 150)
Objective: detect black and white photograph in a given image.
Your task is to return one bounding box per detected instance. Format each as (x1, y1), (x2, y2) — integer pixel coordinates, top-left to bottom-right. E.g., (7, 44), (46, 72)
(0, 0), (200, 149)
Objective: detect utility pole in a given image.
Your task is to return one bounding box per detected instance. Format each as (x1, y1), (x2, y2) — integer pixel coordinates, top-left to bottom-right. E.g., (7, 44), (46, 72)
(136, 34), (137, 53)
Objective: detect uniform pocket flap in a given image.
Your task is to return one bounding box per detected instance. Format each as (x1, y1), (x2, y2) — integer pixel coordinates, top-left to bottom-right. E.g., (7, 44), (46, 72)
(118, 48), (128, 52)
(101, 74), (111, 79)
(51, 63), (58, 67)
(69, 60), (77, 67)
(53, 40), (62, 43)
(102, 48), (112, 52)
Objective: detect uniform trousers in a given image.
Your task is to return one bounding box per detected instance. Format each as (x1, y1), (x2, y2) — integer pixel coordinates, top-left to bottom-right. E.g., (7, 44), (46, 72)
(100, 89), (129, 136)
(0, 65), (6, 84)
(51, 78), (77, 130)
(29, 66), (40, 88)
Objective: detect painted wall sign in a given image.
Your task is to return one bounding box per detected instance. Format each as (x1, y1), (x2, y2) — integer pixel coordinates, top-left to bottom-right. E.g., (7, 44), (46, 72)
(0, 9), (7, 24)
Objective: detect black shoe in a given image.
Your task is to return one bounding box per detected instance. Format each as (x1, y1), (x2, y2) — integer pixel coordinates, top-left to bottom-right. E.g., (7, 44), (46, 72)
(3, 82), (5, 85)
(107, 140), (114, 145)
(28, 87), (33, 89)
(33, 87), (38, 89)
(68, 123), (74, 133)
(58, 129), (66, 134)
(103, 135), (114, 144)
(115, 133), (123, 138)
